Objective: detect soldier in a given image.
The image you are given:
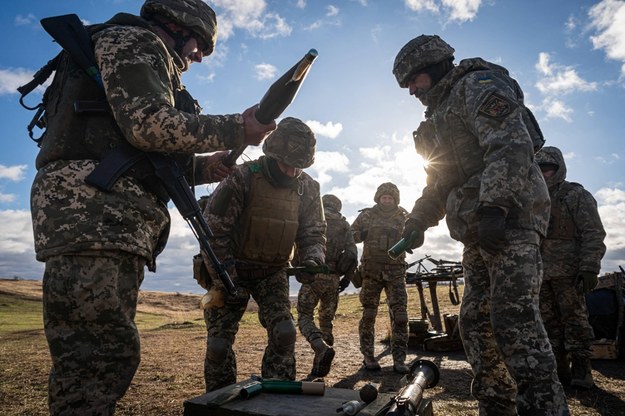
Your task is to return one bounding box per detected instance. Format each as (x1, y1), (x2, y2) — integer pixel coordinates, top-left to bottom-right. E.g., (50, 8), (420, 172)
(351, 182), (411, 374)
(297, 194), (358, 377)
(536, 146), (606, 389)
(29, 0), (275, 414)
(201, 117), (325, 392)
(393, 35), (569, 414)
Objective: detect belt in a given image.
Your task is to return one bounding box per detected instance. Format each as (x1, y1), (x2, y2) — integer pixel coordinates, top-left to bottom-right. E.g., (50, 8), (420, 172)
(236, 265), (283, 279)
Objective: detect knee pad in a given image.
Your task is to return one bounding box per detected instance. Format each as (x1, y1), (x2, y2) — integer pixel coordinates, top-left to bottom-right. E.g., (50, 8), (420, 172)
(206, 337), (230, 363)
(272, 319), (297, 350)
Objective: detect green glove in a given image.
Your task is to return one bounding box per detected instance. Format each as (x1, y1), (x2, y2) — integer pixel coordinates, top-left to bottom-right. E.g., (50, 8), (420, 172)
(577, 271), (598, 294)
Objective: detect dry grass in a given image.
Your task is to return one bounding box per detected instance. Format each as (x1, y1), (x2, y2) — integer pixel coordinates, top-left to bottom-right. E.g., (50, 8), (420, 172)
(1, 278), (624, 415)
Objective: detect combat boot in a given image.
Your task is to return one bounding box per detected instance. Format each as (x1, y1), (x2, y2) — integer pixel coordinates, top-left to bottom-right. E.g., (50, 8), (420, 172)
(555, 351), (571, 386)
(393, 360), (410, 374)
(570, 357), (594, 390)
(362, 355), (381, 371)
(310, 337), (335, 377)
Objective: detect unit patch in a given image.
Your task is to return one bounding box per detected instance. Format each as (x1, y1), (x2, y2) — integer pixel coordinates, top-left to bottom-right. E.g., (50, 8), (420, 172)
(478, 93), (511, 118)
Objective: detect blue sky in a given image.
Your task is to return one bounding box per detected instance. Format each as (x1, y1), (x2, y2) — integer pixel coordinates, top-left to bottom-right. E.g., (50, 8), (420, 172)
(1, 0), (624, 294)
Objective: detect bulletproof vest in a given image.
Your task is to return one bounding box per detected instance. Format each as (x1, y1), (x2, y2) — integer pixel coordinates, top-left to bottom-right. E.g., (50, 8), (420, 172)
(236, 164), (301, 266)
(547, 181), (579, 241)
(32, 16), (197, 189)
(362, 207), (406, 264)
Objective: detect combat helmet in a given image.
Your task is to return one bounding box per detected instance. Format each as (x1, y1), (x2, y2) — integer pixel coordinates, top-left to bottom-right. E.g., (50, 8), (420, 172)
(393, 35), (455, 88)
(263, 117), (316, 168)
(322, 194), (342, 212)
(141, 0), (217, 55)
(374, 182), (400, 205)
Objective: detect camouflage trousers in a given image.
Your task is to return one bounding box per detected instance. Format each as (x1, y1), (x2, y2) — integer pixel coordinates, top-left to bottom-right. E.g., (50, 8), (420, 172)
(42, 252), (145, 416)
(358, 267), (408, 362)
(459, 243), (569, 416)
(203, 270), (296, 392)
(297, 273), (340, 345)
(539, 274), (595, 359)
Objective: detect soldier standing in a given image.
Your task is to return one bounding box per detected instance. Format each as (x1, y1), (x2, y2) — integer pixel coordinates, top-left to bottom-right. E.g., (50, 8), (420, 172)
(201, 117), (325, 392)
(351, 182), (411, 374)
(29, 0), (274, 414)
(393, 35), (569, 415)
(297, 194), (358, 377)
(536, 146), (606, 389)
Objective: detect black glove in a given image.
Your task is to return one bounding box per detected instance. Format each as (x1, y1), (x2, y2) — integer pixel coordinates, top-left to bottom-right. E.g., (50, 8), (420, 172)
(295, 259), (318, 284)
(577, 271), (598, 294)
(338, 276), (350, 293)
(336, 251), (358, 275)
(477, 207), (506, 255)
(402, 218), (425, 251)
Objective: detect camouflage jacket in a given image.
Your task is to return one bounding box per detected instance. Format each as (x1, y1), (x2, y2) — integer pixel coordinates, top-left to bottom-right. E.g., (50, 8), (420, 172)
(351, 204), (408, 266)
(30, 15), (246, 270)
(205, 156), (326, 277)
(410, 58), (550, 245)
(324, 208), (358, 272)
(539, 147), (606, 276)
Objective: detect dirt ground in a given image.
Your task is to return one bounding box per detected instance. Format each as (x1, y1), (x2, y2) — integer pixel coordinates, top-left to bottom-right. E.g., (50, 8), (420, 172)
(1, 278), (624, 415)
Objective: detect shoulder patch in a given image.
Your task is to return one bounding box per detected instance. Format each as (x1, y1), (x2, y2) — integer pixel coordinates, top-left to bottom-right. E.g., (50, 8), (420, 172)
(478, 93), (512, 118)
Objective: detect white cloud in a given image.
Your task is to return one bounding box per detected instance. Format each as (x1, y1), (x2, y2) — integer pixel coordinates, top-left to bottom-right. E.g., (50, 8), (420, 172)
(254, 63), (278, 80)
(405, 0), (439, 14)
(310, 151), (350, 187)
(326, 5), (340, 17)
(15, 14), (36, 26)
(535, 52), (598, 94)
(588, 0), (625, 78)
(596, 187), (625, 272)
(541, 98), (573, 122)
(0, 164), (27, 181)
(0, 193), (16, 203)
(306, 120), (343, 139)
(211, 0), (292, 40)
(404, 0), (483, 22)
(0, 68), (39, 96)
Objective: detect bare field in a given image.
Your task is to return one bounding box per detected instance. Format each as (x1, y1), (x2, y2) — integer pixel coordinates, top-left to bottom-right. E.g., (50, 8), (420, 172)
(1, 278), (624, 415)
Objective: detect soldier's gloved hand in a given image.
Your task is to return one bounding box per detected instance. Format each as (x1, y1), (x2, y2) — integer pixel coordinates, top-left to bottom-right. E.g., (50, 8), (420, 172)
(295, 259), (318, 284)
(336, 251), (358, 276)
(577, 271), (598, 294)
(338, 276), (351, 293)
(402, 218), (426, 252)
(477, 207), (506, 255)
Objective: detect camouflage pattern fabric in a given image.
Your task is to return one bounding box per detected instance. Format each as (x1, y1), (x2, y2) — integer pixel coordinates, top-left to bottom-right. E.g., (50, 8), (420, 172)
(43, 253), (145, 416)
(405, 54), (568, 414)
(202, 156), (325, 392)
(203, 271), (295, 392)
(460, 244), (568, 415)
(31, 16), (248, 415)
(537, 147), (606, 360)
(297, 273), (341, 346)
(351, 200), (409, 362)
(297, 205), (357, 345)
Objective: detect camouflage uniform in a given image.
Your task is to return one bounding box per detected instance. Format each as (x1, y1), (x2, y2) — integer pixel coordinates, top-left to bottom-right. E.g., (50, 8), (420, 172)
(297, 194), (357, 374)
(393, 35), (569, 415)
(351, 183), (410, 369)
(29, 2), (249, 414)
(202, 118), (325, 392)
(536, 146), (606, 387)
